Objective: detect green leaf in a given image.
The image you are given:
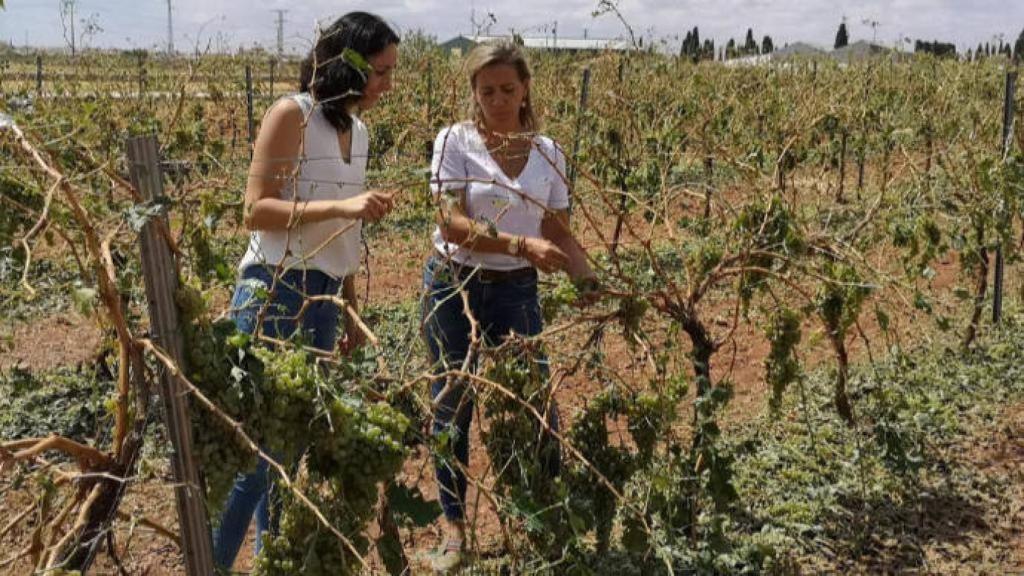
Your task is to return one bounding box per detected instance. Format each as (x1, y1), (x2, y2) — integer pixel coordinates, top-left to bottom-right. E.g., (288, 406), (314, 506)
(342, 47), (371, 76)
(875, 306), (890, 332)
(376, 529), (405, 576)
(71, 286), (97, 316)
(621, 514), (649, 553)
(386, 483), (442, 527)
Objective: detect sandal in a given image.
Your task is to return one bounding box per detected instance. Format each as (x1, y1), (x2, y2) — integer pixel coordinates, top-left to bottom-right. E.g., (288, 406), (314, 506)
(431, 538), (464, 573)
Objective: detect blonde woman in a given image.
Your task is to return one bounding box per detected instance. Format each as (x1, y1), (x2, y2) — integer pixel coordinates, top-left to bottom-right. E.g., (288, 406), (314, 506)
(422, 41), (598, 571)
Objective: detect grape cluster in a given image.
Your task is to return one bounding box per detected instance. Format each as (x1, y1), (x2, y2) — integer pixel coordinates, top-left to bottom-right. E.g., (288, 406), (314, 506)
(183, 313), (262, 516)
(480, 349), (568, 554)
(178, 283), (410, 572)
(251, 346), (318, 465)
(254, 398), (408, 576)
(254, 480), (355, 576)
(563, 384), (681, 553)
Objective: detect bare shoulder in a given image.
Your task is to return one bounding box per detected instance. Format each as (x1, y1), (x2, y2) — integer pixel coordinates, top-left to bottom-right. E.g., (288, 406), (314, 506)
(262, 98), (305, 128)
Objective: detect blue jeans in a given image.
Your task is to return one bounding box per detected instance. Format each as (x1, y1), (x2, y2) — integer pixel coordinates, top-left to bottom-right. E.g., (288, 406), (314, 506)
(421, 256), (560, 521)
(212, 265), (342, 568)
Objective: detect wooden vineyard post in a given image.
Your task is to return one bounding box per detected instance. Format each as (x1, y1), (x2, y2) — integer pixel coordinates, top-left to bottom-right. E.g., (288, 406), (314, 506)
(993, 70), (1017, 325)
(35, 53), (42, 96)
(137, 51), (146, 99)
(568, 66), (591, 199)
(704, 156), (715, 218)
(246, 64), (255, 156)
(837, 129), (847, 203)
(128, 135), (216, 576)
(269, 58), (276, 101)
(425, 60), (434, 163)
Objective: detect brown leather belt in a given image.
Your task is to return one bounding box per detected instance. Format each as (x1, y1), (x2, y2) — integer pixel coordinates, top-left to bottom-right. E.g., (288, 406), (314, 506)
(433, 253), (537, 284)
(463, 266), (537, 283)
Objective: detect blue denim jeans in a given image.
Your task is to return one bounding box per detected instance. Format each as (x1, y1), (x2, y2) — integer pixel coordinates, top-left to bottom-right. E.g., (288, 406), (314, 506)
(421, 256), (560, 521)
(212, 265), (341, 568)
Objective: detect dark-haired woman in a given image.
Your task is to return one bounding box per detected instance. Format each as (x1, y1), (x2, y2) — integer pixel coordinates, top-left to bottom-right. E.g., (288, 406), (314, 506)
(211, 12), (399, 568)
(423, 41), (598, 572)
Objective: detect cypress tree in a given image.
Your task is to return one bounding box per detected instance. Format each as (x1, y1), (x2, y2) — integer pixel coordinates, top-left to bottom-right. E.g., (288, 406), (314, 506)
(834, 22), (849, 49)
(744, 28), (759, 55)
(762, 35), (774, 54)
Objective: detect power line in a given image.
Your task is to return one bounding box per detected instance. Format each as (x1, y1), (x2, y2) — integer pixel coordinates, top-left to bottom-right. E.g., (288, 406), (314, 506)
(272, 10), (287, 56)
(60, 0), (76, 56)
(166, 0), (174, 54)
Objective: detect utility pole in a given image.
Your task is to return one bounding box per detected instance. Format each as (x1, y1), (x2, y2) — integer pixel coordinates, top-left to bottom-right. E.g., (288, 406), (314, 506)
(861, 18), (881, 44)
(166, 0), (174, 54)
(61, 0), (76, 56)
(272, 9), (287, 56)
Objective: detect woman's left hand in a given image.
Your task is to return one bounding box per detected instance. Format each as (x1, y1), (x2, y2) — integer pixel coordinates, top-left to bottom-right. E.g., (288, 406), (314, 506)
(573, 276), (602, 308)
(522, 237), (569, 273)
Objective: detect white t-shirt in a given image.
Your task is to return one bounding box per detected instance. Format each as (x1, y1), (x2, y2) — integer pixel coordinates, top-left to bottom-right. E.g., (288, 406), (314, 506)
(430, 122), (570, 271)
(238, 93), (367, 279)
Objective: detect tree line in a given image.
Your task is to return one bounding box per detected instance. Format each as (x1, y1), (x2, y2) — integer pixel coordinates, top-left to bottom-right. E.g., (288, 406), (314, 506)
(683, 21), (1024, 62)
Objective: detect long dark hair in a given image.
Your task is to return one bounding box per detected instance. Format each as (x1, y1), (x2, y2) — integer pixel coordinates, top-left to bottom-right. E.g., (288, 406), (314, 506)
(298, 12), (399, 132)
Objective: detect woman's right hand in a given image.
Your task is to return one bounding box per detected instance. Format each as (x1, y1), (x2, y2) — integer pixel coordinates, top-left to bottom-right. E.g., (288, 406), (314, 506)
(522, 237), (568, 273)
(336, 190), (395, 222)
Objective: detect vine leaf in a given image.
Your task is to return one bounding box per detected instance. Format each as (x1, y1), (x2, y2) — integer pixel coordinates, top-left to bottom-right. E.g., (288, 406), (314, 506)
(386, 483), (441, 527)
(342, 48), (371, 78)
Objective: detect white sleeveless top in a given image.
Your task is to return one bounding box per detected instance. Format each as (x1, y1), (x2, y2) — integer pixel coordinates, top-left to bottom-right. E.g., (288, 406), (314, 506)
(238, 93), (368, 279)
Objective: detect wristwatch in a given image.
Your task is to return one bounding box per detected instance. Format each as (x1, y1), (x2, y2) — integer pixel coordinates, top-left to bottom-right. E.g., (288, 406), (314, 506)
(507, 235), (521, 256)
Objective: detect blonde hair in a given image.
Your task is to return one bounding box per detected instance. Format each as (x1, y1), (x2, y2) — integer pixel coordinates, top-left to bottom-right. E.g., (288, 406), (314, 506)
(464, 41), (539, 132)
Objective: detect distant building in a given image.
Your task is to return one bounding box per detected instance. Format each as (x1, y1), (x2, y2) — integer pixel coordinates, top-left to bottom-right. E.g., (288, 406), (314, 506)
(774, 42), (828, 59)
(830, 40), (892, 63)
(439, 34), (632, 56)
(724, 40), (908, 67)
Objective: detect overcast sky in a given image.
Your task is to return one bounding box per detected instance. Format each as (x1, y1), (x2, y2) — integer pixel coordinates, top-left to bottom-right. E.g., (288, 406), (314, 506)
(0, 0), (1020, 54)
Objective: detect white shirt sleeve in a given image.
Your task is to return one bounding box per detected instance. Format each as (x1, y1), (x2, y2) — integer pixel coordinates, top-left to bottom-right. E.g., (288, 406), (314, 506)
(430, 125), (466, 196)
(547, 140), (570, 211)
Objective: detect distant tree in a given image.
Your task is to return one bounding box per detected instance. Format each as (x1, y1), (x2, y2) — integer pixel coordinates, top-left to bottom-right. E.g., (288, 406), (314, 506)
(915, 39), (957, 58)
(1002, 42), (1013, 58)
(965, 48), (973, 62)
(744, 28), (759, 55)
(762, 35), (774, 54)
(1015, 28), (1024, 62)
(681, 30), (692, 58)
(703, 38), (715, 61)
(834, 22), (849, 49)
(976, 42), (984, 59)
(726, 37), (737, 59)
(680, 26), (702, 61)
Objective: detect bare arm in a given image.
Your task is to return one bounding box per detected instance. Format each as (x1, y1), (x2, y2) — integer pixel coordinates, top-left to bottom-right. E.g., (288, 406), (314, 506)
(435, 190), (568, 273)
(243, 100), (394, 231)
(541, 209), (596, 281)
